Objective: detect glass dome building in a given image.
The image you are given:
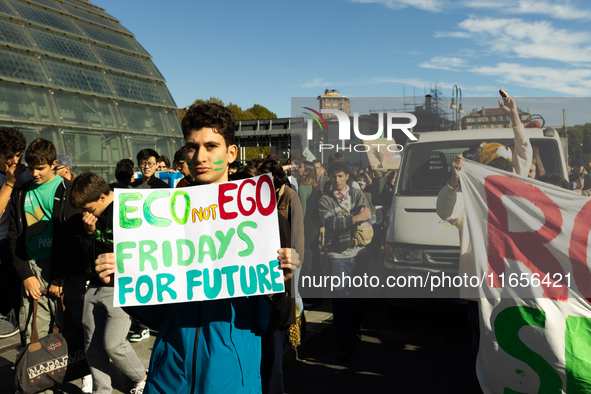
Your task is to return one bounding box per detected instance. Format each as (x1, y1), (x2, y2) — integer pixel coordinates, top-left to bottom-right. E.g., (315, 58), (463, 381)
(0, 0), (183, 181)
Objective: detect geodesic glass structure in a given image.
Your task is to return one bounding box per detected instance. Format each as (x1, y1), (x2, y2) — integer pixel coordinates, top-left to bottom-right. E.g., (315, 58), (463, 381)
(0, 0), (183, 181)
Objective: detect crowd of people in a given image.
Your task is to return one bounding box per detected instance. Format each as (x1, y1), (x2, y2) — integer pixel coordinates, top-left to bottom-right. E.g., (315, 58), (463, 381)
(0, 101), (394, 394)
(0, 94), (586, 394)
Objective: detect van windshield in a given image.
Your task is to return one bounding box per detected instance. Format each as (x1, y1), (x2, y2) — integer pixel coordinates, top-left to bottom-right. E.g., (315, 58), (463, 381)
(398, 138), (564, 196)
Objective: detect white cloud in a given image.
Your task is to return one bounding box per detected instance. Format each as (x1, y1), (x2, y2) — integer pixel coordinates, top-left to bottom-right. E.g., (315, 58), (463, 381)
(420, 56), (467, 71)
(350, 0), (445, 12)
(439, 17), (591, 64)
(471, 63), (591, 95)
(462, 0), (591, 20)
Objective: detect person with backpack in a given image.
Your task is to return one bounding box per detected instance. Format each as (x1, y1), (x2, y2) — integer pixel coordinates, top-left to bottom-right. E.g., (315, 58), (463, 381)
(8, 138), (79, 346)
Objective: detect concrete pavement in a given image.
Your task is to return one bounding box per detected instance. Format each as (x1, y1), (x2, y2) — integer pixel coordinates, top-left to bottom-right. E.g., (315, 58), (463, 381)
(0, 301), (333, 394)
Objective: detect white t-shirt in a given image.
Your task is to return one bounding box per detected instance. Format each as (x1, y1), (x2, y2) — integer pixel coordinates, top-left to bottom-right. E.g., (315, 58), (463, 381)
(0, 171), (32, 240)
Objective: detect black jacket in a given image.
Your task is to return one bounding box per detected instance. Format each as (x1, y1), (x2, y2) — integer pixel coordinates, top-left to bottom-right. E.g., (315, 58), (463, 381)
(8, 177), (81, 285)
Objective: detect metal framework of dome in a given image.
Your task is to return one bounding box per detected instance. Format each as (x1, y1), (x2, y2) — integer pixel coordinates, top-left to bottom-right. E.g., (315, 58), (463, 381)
(0, 0), (183, 181)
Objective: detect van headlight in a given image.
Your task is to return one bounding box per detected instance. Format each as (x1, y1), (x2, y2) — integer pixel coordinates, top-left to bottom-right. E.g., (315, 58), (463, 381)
(393, 247), (423, 263)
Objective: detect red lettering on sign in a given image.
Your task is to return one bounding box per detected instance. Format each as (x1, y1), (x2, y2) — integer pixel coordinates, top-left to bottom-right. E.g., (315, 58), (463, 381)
(256, 175), (276, 216)
(238, 179), (256, 216)
(485, 175), (566, 299)
(218, 183), (238, 220)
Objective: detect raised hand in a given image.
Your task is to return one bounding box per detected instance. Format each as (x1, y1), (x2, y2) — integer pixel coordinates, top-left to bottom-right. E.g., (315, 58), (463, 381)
(449, 154), (464, 188)
(498, 89), (521, 125)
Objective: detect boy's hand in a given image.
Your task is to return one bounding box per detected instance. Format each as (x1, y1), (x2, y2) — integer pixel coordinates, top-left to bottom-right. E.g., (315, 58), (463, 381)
(277, 248), (301, 281)
(449, 154), (464, 188)
(5, 162), (26, 185)
(23, 276), (42, 299)
(95, 253), (116, 285)
(82, 211), (98, 234)
(48, 284), (62, 298)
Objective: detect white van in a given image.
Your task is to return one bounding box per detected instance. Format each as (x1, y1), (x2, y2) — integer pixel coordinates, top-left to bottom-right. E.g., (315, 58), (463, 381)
(384, 127), (568, 277)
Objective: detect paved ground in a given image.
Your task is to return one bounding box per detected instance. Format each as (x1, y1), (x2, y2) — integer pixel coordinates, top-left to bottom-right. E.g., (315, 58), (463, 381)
(0, 299), (481, 393)
(0, 302), (333, 394)
(284, 298), (482, 394)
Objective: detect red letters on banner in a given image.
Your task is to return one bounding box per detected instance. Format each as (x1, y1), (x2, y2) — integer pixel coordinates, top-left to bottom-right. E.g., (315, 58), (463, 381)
(485, 175), (567, 299)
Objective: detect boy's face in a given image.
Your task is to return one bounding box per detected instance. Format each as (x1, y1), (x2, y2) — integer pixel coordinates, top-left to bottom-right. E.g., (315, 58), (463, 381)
(184, 127), (237, 185)
(28, 160), (57, 184)
(330, 171), (349, 191)
(314, 162), (324, 177)
(138, 156), (158, 179)
(81, 193), (108, 218)
(157, 161), (168, 171)
(0, 151), (23, 171)
(175, 160), (190, 177)
(55, 165), (70, 179)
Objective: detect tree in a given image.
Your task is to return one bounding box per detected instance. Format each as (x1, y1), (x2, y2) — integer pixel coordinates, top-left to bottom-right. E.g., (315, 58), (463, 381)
(567, 123), (591, 163)
(177, 99), (277, 122)
(247, 104), (277, 120)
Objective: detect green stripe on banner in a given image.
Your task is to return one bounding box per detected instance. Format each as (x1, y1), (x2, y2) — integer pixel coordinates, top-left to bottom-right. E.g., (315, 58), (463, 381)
(566, 315), (591, 393)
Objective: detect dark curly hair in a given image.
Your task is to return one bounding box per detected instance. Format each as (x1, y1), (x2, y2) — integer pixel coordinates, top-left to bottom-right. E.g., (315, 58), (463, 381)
(181, 103), (235, 148)
(0, 127), (26, 157)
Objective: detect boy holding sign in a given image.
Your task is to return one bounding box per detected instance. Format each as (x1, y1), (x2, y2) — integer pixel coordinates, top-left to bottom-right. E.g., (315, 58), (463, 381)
(95, 103), (297, 394)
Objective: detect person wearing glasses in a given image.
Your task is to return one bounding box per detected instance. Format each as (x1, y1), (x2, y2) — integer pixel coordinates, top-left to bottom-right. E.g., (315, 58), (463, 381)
(130, 149), (171, 189)
(55, 154), (76, 181)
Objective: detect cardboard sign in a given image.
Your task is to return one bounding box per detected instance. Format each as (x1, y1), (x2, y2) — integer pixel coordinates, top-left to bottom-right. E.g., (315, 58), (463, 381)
(363, 138), (401, 170)
(113, 174), (283, 307)
(458, 161), (591, 393)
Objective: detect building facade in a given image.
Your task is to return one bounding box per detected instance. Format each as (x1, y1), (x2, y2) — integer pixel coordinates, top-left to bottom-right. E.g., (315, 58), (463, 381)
(462, 107), (531, 130)
(317, 89), (351, 119)
(0, 0), (182, 181)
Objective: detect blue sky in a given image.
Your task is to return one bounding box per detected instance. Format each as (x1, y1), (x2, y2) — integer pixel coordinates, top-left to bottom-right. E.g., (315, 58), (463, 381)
(98, 0), (591, 124)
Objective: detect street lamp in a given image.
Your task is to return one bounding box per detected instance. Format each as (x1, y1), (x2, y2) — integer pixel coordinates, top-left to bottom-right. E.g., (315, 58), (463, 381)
(450, 85), (463, 130)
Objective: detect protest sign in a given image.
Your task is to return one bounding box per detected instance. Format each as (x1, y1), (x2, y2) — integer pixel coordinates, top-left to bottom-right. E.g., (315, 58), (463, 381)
(302, 147), (317, 162)
(113, 173), (284, 307)
(363, 137), (401, 170)
(458, 161), (591, 393)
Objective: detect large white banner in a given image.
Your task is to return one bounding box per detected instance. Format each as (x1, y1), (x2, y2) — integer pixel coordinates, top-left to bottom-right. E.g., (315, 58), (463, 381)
(459, 161), (591, 393)
(113, 174), (283, 307)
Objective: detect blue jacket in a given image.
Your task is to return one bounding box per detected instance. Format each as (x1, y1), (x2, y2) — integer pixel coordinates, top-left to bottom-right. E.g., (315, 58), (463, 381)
(129, 294), (288, 394)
